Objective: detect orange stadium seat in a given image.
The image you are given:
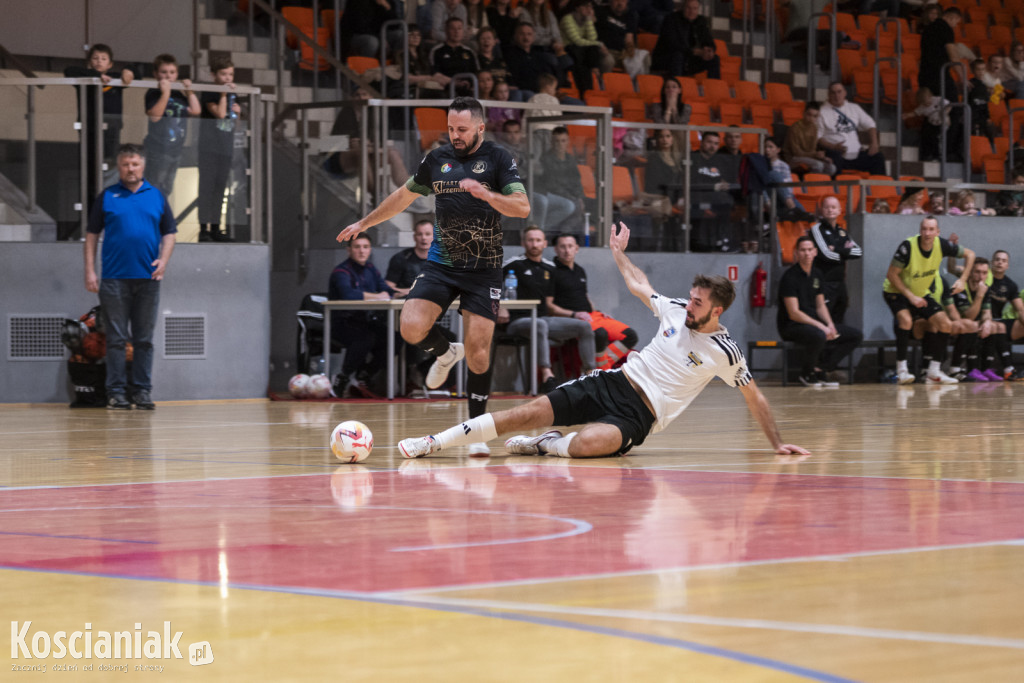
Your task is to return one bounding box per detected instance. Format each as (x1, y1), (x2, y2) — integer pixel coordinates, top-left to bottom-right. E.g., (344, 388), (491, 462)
(636, 74), (664, 103)
(835, 174), (863, 214)
(281, 6), (314, 50)
(584, 91), (613, 108)
(962, 24), (987, 51)
(676, 77), (705, 103)
(984, 157), (1005, 185)
(577, 164), (597, 200)
(618, 98), (647, 122)
(969, 135), (992, 172)
(733, 80), (764, 107)
(346, 56), (379, 75)
(612, 166), (636, 205)
(765, 83), (794, 108)
(866, 175), (899, 212)
(750, 103), (774, 129)
(779, 101), (805, 125)
(989, 26), (1012, 51)
(414, 107), (447, 151)
(719, 101), (744, 125)
(601, 72), (637, 103)
(636, 32), (658, 53)
(776, 221), (808, 265)
(298, 27), (332, 71)
(837, 49), (864, 85)
(793, 173), (834, 207)
(701, 78), (732, 106)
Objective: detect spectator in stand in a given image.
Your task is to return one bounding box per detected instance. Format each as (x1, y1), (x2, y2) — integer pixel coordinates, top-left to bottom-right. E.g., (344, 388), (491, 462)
(982, 55), (1007, 96)
(505, 22), (560, 99)
(486, 79), (521, 131)
(560, 0), (614, 95)
(968, 59), (998, 139)
(1001, 42), (1024, 100)
(919, 7), (962, 103)
(84, 144), (177, 410)
(326, 87), (413, 198)
(463, 0), (489, 44)
(647, 78), (691, 152)
(817, 82), (887, 177)
(777, 236), (863, 387)
(633, 0), (675, 35)
(520, 0), (575, 87)
(477, 69), (496, 99)
(651, 0), (719, 79)
(487, 0), (524, 48)
(642, 128), (685, 250)
(994, 167), (1024, 217)
(143, 54), (201, 200)
(496, 117), (527, 171)
(327, 234), (396, 398)
(526, 72), (563, 129)
(549, 233), (639, 369)
(902, 87), (954, 162)
(714, 128), (744, 195)
(597, 0), (647, 77)
(64, 43), (135, 203)
(688, 131), (735, 252)
(916, 3), (942, 35)
(431, 17), (481, 78)
(340, 0), (400, 58)
(949, 189), (996, 216)
(197, 56), (241, 243)
(783, 101), (836, 176)
(764, 137), (811, 221)
(499, 226), (593, 393)
(431, 0), (468, 43)
(810, 195), (861, 324)
(392, 25), (451, 96)
(896, 187), (928, 214)
(476, 27), (508, 82)
(882, 216), (974, 384)
(536, 126), (584, 231)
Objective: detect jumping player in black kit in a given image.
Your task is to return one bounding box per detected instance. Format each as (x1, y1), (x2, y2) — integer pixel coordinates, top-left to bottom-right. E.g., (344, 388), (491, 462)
(337, 97), (531, 456)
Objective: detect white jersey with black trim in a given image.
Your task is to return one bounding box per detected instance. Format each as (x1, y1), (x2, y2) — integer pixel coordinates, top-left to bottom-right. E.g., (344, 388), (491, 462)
(621, 292), (752, 434)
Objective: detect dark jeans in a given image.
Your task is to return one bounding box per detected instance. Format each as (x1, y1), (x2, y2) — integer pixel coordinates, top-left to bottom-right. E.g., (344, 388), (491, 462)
(779, 321), (863, 376)
(99, 279), (161, 395)
(335, 317), (391, 380)
(825, 148), (887, 177)
(666, 51), (721, 79)
(198, 152), (233, 225)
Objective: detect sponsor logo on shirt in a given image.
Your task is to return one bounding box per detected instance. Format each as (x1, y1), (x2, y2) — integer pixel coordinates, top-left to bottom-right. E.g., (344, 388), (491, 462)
(441, 163), (452, 173)
(686, 351), (703, 367)
(490, 287), (502, 299)
(663, 327), (677, 338)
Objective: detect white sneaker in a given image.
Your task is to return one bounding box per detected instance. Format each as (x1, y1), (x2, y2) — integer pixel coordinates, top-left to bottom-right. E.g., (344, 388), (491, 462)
(425, 343), (464, 389)
(467, 442), (490, 457)
(926, 370), (959, 385)
(896, 370), (916, 385)
(398, 435), (437, 458)
(504, 430), (563, 455)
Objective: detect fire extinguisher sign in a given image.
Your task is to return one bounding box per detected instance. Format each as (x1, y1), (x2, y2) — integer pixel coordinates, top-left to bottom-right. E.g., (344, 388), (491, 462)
(727, 265), (739, 282)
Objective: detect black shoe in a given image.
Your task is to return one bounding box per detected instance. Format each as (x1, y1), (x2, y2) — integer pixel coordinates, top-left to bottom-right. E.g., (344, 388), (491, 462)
(210, 230), (234, 242)
(132, 390), (155, 410)
(815, 370), (840, 387)
(798, 374), (822, 387)
(198, 229), (213, 242)
(540, 376), (559, 394)
(107, 393), (132, 410)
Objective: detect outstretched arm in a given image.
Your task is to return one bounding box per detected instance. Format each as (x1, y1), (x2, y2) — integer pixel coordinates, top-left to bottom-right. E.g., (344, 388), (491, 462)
(336, 185), (419, 242)
(739, 380), (810, 455)
(609, 222), (657, 312)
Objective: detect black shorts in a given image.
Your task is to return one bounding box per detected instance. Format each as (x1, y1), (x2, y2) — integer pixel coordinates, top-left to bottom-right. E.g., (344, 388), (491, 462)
(884, 291), (944, 321)
(547, 369), (656, 456)
(407, 261), (502, 322)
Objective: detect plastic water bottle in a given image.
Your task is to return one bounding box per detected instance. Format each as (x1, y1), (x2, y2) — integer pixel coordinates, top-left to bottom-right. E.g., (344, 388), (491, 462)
(227, 93), (238, 120)
(503, 271), (518, 300)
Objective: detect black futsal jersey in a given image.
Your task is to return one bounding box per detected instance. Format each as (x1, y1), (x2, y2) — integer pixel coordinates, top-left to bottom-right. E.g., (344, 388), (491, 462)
(984, 274), (1021, 320)
(407, 140), (525, 271)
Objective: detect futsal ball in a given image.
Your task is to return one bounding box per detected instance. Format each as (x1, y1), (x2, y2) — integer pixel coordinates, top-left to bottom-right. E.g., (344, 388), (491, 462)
(81, 331), (106, 361)
(308, 373), (332, 399)
(331, 420), (373, 463)
(288, 373), (312, 398)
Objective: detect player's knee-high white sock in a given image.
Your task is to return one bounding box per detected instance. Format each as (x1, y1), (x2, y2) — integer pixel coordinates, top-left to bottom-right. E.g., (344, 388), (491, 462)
(433, 414), (497, 450)
(546, 432), (578, 458)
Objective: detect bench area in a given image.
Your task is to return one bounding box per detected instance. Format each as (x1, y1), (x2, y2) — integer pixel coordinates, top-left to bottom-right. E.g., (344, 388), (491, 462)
(746, 339), (924, 386)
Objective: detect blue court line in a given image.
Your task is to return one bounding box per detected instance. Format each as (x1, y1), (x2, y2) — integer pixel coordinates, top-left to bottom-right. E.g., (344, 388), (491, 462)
(0, 564), (859, 683)
(0, 530), (156, 544)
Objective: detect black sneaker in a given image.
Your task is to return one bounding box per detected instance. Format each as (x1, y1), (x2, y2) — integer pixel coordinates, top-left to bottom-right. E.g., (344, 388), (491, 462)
(107, 394), (132, 410)
(198, 229), (213, 242)
(132, 390), (155, 410)
(210, 230), (234, 242)
(815, 370), (840, 387)
(798, 374), (822, 387)
(540, 377), (559, 394)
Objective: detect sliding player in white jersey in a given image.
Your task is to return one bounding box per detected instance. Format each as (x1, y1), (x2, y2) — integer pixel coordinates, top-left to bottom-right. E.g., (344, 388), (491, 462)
(398, 222), (809, 459)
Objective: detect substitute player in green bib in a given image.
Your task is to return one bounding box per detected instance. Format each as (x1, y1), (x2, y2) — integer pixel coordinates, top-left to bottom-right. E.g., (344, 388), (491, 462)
(337, 97), (530, 456)
(882, 216), (974, 384)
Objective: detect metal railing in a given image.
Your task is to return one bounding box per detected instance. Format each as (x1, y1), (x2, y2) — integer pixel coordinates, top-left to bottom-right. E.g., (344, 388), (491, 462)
(939, 62), (972, 182)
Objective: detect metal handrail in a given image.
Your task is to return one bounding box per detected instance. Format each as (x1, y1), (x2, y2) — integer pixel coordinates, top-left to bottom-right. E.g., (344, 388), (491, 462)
(0, 43), (38, 79)
(807, 11), (836, 100)
(939, 61), (971, 181)
(876, 17), (904, 180)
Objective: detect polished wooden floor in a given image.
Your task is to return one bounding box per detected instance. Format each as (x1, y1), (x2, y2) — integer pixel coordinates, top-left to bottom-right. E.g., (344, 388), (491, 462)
(2, 383), (1023, 681)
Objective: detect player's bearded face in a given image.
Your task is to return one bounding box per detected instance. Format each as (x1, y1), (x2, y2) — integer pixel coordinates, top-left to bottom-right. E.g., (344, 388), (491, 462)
(685, 308), (712, 330)
(453, 129), (481, 158)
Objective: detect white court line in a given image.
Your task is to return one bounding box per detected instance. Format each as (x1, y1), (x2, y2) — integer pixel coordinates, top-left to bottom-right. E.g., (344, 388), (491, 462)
(383, 538), (1024, 596)
(377, 594), (1024, 651)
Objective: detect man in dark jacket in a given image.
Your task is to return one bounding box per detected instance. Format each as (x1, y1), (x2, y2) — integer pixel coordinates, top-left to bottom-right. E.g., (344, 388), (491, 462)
(651, 0), (719, 78)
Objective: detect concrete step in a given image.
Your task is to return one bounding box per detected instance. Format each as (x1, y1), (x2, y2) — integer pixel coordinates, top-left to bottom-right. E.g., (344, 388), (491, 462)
(199, 18), (228, 35)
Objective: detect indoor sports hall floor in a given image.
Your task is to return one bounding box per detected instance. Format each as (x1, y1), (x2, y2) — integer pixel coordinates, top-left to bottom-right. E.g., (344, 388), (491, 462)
(2, 383), (1023, 681)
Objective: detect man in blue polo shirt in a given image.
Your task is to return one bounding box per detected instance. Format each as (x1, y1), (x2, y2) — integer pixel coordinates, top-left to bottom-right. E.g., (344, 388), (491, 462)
(84, 143), (177, 410)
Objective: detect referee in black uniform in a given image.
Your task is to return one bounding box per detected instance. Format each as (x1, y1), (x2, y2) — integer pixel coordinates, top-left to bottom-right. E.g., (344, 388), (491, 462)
(338, 97), (530, 455)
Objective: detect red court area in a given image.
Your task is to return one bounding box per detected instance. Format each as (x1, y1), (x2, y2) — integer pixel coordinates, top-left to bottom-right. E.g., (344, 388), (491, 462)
(2, 468), (1023, 593)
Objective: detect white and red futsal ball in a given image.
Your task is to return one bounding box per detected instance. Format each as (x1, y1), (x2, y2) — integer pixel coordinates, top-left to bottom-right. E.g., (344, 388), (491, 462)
(308, 373), (332, 399)
(288, 373), (312, 398)
(331, 420), (373, 463)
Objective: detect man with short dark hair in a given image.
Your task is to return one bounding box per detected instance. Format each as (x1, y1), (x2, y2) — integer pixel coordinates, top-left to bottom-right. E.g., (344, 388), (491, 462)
(505, 22), (559, 97)
(920, 6), (962, 101)
(398, 222), (808, 458)
(651, 0), (719, 78)
(689, 131), (734, 251)
(338, 96), (530, 455)
(430, 18), (480, 78)
(84, 144), (177, 410)
(977, 250), (1024, 380)
(783, 101), (836, 176)
(537, 126), (585, 231)
(777, 236), (863, 387)
(817, 82), (887, 177)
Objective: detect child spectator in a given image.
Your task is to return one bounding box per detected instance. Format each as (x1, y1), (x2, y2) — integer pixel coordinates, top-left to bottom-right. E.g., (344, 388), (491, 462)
(982, 55), (1006, 100)
(486, 79), (521, 131)
(872, 198), (893, 213)
(903, 87), (951, 163)
(144, 54), (201, 199)
(926, 193), (946, 215)
(64, 44), (135, 169)
(949, 189), (996, 216)
(994, 168), (1024, 217)
(477, 69), (496, 99)
(197, 56), (241, 243)
(896, 187), (928, 215)
(968, 59), (997, 139)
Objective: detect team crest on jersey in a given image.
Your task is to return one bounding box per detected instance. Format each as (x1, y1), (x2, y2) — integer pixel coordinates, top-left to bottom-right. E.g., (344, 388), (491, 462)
(685, 351), (703, 367)
(472, 161), (486, 174)
(663, 327), (677, 338)
(490, 287), (502, 299)
(441, 163), (452, 173)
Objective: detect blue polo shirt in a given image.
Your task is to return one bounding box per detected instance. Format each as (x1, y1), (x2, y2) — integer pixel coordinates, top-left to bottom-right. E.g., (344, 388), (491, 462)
(87, 180), (176, 279)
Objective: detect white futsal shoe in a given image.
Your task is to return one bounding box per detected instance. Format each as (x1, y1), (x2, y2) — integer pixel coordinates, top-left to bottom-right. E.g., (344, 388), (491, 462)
(425, 343), (465, 389)
(926, 369), (959, 385)
(467, 442), (491, 457)
(504, 430), (563, 455)
(398, 435), (437, 458)
(896, 370), (917, 385)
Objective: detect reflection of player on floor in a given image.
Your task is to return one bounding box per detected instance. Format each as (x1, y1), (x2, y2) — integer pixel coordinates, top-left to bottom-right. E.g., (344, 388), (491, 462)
(337, 97), (530, 456)
(399, 222), (809, 459)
